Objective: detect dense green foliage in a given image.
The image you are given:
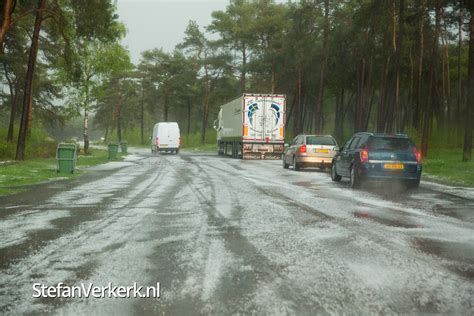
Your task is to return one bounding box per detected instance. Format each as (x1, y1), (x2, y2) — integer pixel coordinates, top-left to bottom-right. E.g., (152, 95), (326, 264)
(1, 0), (473, 165)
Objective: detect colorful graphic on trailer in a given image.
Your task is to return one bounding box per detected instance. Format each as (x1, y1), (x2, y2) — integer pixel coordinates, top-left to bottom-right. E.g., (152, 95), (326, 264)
(245, 97), (283, 132)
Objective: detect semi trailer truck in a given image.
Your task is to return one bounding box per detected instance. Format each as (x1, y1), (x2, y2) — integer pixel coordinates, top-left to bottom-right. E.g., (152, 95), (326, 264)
(213, 94), (286, 159)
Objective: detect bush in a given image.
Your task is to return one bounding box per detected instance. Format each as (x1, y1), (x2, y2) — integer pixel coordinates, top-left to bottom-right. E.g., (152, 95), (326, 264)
(0, 124), (58, 160)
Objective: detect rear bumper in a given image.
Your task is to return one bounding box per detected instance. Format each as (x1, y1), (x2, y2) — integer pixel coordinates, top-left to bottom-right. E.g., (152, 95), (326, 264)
(296, 156), (333, 167)
(155, 146), (179, 151)
(242, 143), (284, 160)
(358, 163), (422, 181)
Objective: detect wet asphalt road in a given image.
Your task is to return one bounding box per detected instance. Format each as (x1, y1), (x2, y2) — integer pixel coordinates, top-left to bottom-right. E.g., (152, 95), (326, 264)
(0, 150), (473, 314)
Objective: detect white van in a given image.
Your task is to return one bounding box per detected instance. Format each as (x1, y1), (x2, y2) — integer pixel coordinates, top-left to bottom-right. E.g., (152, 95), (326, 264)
(151, 122), (181, 154)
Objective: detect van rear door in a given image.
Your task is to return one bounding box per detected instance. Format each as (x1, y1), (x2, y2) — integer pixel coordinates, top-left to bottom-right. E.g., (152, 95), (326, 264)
(158, 123), (180, 149)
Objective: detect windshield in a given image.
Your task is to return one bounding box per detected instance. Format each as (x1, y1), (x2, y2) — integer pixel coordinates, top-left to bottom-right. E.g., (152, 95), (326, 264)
(306, 136), (336, 146)
(368, 137), (414, 151)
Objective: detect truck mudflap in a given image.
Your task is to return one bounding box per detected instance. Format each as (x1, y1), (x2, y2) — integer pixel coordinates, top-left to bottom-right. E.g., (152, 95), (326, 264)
(242, 143), (284, 160)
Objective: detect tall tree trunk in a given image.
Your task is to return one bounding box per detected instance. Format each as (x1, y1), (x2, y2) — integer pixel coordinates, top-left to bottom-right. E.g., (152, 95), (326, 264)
(83, 103), (89, 154)
(407, 48), (414, 131)
(314, 0), (329, 134)
(271, 60), (276, 94)
(334, 88), (345, 144)
(421, 1), (441, 158)
(293, 64), (303, 136)
(83, 79), (91, 154)
(377, 55), (390, 132)
(366, 84), (376, 131)
(201, 63), (210, 144)
(186, 99), (191, 137)
(462, 3), (474, 162)
(457, 7), (463, 119)
(115, 79), (122, 142)
(413, 0), (425, 130)
(3, 62), (19, 142)
(0, 0), (14, 54)
(15, 0), (46, 161)
(7, 79), (20, 142)
(140, 85), (144, 144)
(104, 122), (109, 143)
(394, 0), (405, 132)
(240, 44), (246, 93)
(443, 16), (451, 125)
(164, 93), (169, 121)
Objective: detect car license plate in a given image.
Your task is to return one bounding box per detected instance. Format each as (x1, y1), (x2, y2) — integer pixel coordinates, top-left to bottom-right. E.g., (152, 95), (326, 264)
(161, 144), (168, 147)
(315, 149), (329, 153)
(384, 163), (404, 170)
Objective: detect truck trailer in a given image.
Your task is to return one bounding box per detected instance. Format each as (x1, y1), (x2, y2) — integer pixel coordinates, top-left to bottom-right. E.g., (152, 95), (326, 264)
(213, 94), (286, 159)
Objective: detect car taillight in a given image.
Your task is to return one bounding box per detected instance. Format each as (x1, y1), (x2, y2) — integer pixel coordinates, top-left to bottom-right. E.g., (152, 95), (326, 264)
(360, 148), (369, 163)
(300, 144), (307, 154)
(414, 148), (421, 163)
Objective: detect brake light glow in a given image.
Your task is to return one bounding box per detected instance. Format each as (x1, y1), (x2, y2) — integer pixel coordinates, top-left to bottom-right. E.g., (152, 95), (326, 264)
(155, 137), (160, 146)
(414, 148), (421, 163)
(300, 144), (307, 154)
(360, 148), (369, 163)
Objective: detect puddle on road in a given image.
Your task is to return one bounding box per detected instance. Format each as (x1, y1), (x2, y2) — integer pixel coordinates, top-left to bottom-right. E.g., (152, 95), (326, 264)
(412, 237), (474, 279)
(292, 181), (313, 188)
(353, 211), (422, 229)
(430, 204), (474, 220)
(288, 208), (323, 226)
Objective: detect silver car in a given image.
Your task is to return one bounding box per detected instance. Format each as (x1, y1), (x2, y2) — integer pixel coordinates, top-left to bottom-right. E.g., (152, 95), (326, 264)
(282, 135), (339, 171)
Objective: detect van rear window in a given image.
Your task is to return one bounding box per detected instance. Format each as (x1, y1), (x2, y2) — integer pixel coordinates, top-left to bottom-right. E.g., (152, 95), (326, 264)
(306, 136), (336, 146)
(368, 137), (414, 151)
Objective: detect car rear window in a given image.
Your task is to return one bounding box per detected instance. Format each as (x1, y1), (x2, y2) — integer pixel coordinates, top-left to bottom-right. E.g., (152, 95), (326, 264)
(368, 137), (414, 151)
(306, 136), (336, 146)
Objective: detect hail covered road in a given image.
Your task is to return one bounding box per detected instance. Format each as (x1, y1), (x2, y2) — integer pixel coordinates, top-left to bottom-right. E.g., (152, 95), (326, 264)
(0, 149), (473, 314)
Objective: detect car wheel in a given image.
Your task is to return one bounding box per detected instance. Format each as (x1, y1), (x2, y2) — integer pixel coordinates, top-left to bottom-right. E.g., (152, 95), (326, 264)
(293, 156), (300, 171)
(282, 155), (289, 169)
(350, 165), (361, 189)
(176, 149), (179, 154)
(331, 162), (342, 182)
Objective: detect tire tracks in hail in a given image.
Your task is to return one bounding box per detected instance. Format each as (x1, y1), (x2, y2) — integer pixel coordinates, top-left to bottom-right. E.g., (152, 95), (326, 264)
(171, 155), (291, 313)
(0, 157), (167, 301)
(195, 156), (474, 313)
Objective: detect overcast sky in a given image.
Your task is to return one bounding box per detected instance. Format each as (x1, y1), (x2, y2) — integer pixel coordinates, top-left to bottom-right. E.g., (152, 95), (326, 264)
(116, 0), (228, 65)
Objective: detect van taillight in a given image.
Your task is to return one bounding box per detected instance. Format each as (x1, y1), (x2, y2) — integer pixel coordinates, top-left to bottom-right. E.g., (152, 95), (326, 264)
(360, 148), (369, 163)
(414, 148), (421, 163)
(300, 144), (307, 154)
(155, 137), (160, 146)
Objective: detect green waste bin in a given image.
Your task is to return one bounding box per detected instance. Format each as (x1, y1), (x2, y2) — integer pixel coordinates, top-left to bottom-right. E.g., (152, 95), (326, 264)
(108, 143), (119, 159)
(56, 143), (77, 174)
(120, 141), (128, 154)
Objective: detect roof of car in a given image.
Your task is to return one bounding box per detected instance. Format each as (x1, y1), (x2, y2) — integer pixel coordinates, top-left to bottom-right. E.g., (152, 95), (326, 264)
(298, 134), (335, 138)
(354, 132), (409, 138)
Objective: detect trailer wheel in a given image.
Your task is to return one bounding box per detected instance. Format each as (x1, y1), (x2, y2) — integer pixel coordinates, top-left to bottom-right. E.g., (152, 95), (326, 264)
(232, 142), (237, 158)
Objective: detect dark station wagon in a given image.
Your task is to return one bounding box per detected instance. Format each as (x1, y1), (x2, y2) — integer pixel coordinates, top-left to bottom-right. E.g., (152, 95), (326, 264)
(331, 133), (422, 188)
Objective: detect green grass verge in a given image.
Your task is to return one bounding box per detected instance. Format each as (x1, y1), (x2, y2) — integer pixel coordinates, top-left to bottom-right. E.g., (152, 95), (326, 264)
(181, 143), (217, 153)
(0, 149), (124, 196)
(423, 148), (474, 187)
